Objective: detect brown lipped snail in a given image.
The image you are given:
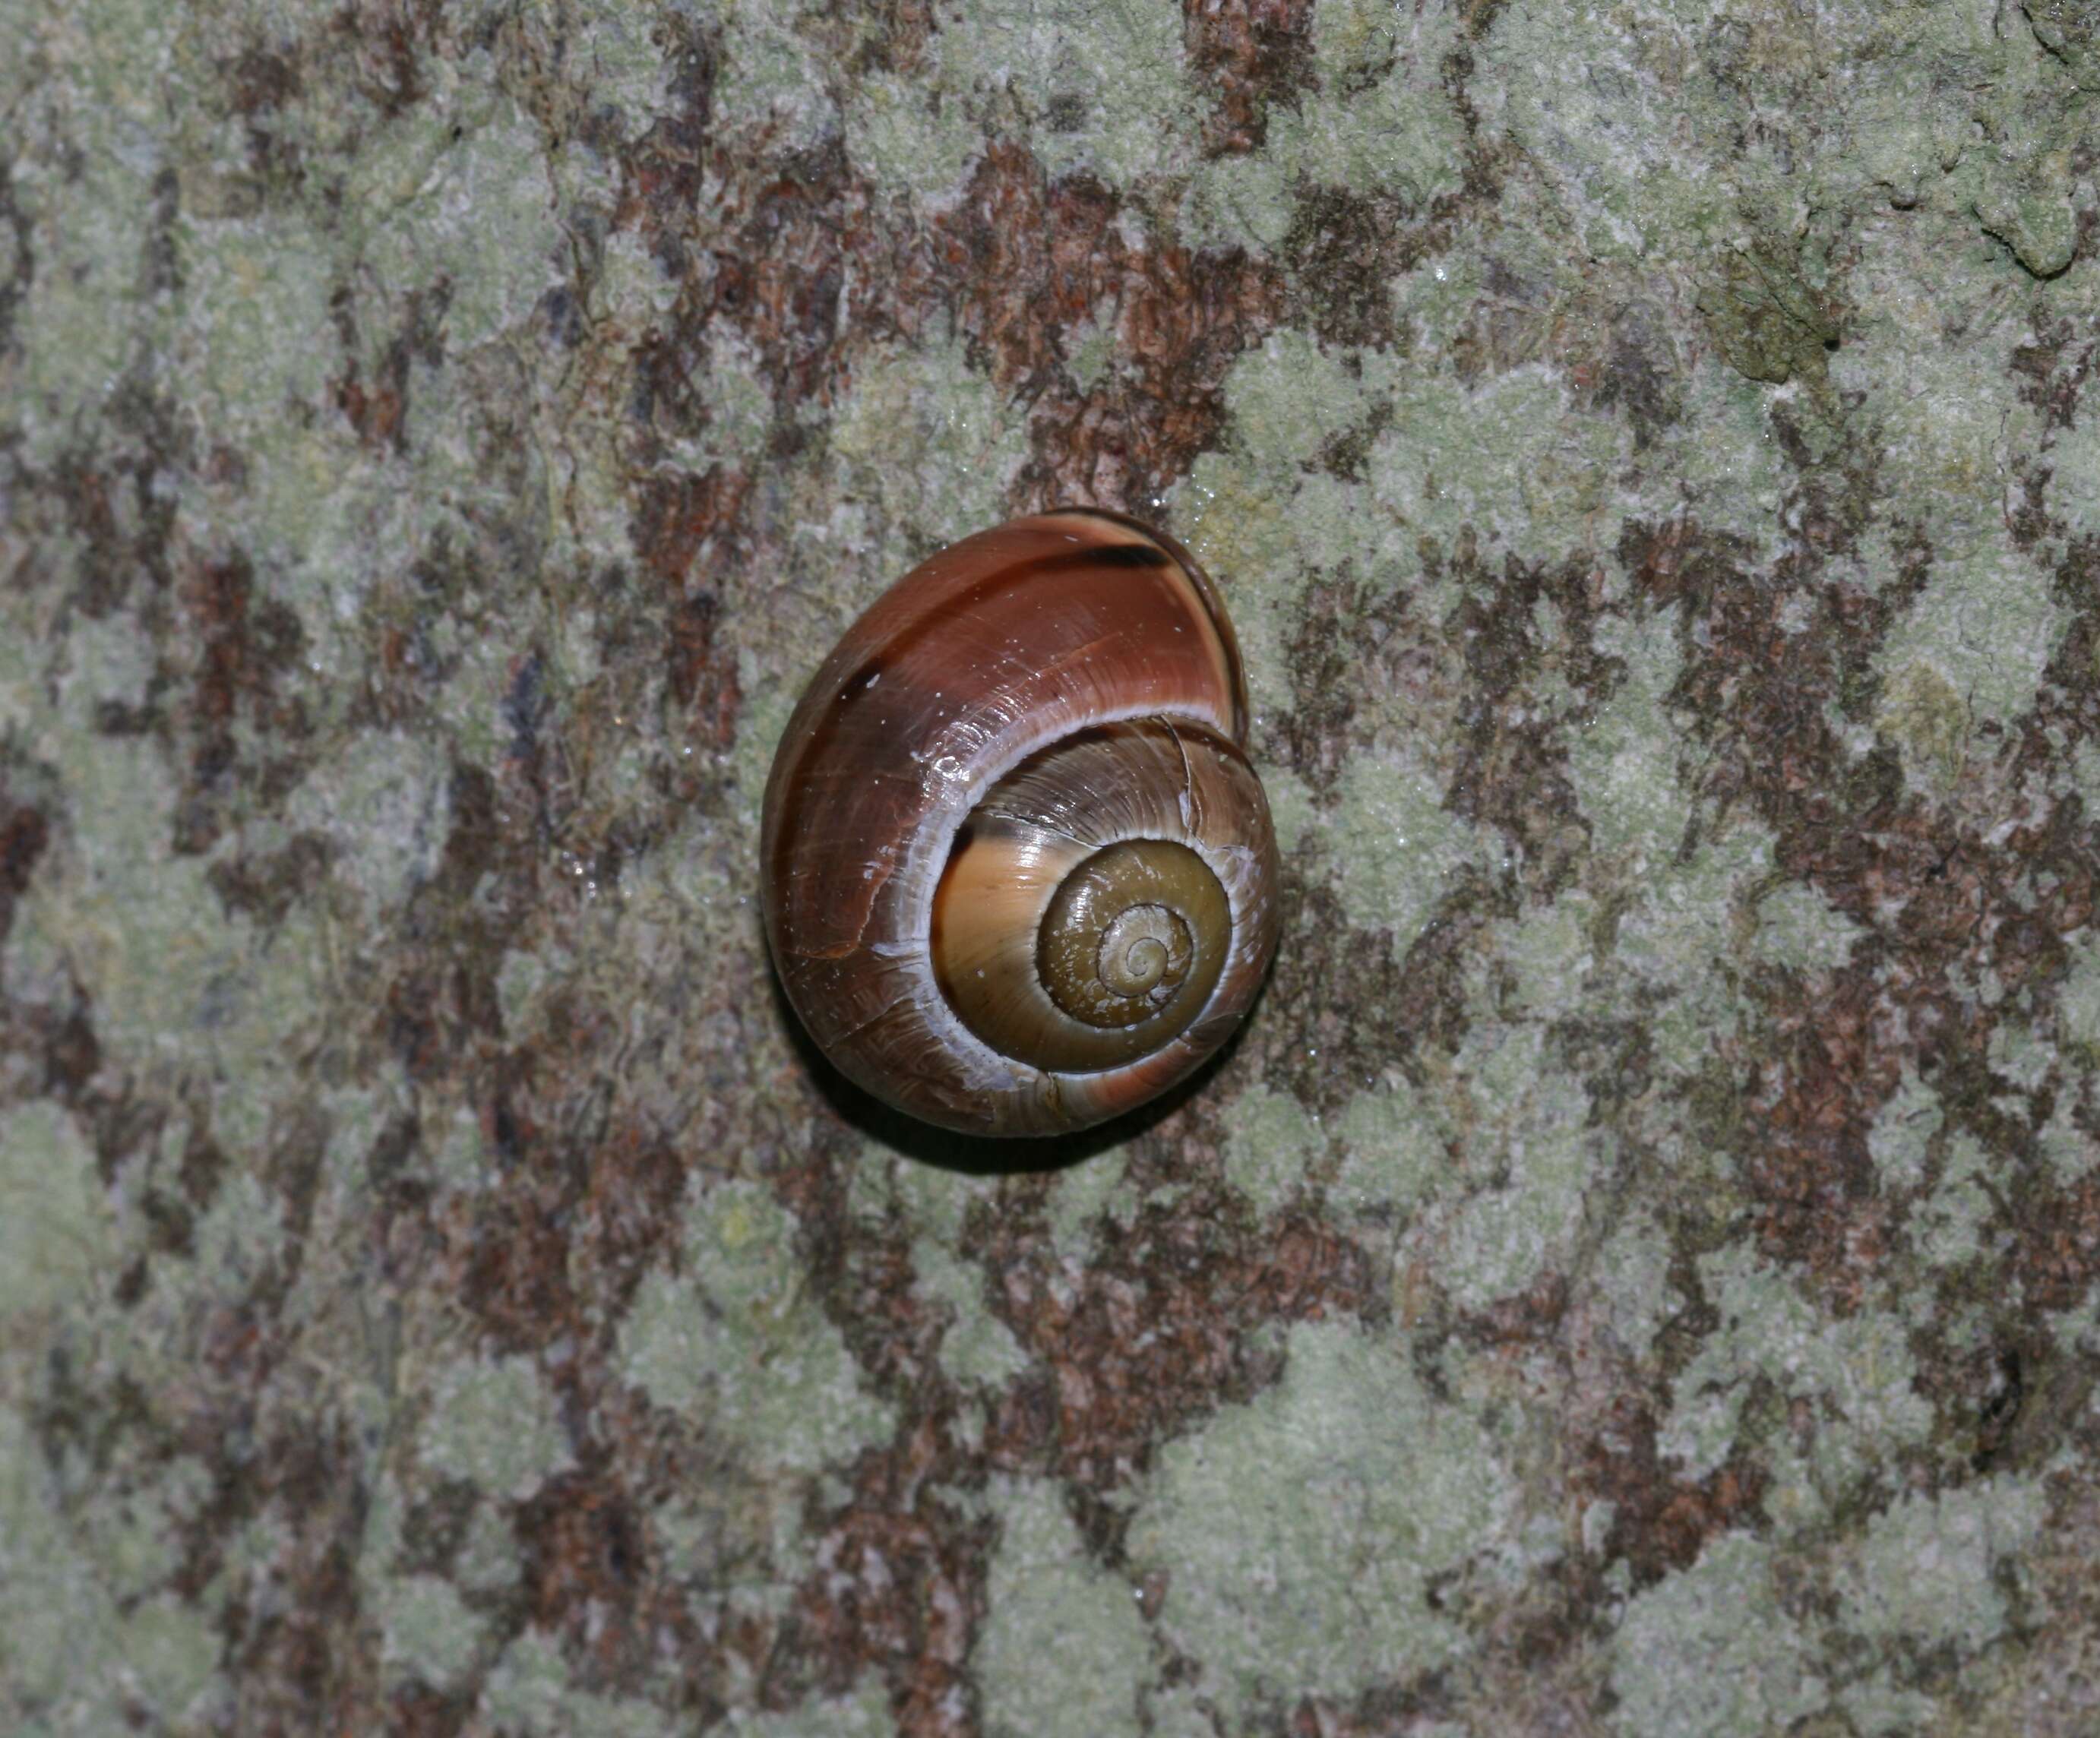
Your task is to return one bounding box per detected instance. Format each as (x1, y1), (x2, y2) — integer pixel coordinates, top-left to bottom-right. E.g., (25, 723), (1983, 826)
(760, 509), (1281, 1136)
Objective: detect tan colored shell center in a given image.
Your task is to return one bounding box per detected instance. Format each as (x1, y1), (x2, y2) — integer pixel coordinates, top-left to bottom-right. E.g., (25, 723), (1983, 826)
(1038, 842), (1225, 1032)
(937, 836), (1232, 1075)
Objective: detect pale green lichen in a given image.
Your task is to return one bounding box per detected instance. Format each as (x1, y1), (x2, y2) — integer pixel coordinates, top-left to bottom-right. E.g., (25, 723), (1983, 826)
(914, 1239), (1029, 1392)
(620, 1177), (896, 1473)
(0, 1101), (113, 1320)
(1179, 150), (1296, 254)
(421, 1101), (496, 1193)
(4, 734), (334, 1097)
(1640, 362), (1794, 561)
(1223, 330), (1381, 485)
(66, 1462), (208, 1615)
(1608, 1531), (1826, 1738)
(1498, 888), (1600, 1022)
(285, 728), (454, 916)
(1748, 880), (1861, 975)
(125, 1166), (289, 1363)
(1867, 1064), (1941, 1192)
(1327, 745), (1485, 942)
(722, 1680), (896, 1738)
(1172, 449), (1326, 727)
(1180, 324), (1522, 706)
(977, 1478), (1151, 1738)
(1044, 1148), (1140, 1260)
(2046, 401), (2100, 542)
(2059, 927), (2100, 1061)
(687, 324), (781, 469)
(1608, 826), (1773, 1082)
(1482, 7), (1696, 255)
(1836, 1665), (1940, 1738)
(1965, 16), (2087, 276)
(1874, 539), (2065, 757)
(826, 336), (1031, 549)
(1912, 1130), (2000, 1269)
(557, 0), (684, 118)
(1429, 1032), (1600, 1311)
(377, 1572), (487, 1689)
(558, 1691), (685, 1738)
(1990, 1004), (2057, 1098)
(174, 209), (341, 441)
(843, 70), (983, 207)
(1659, 1246), (1931, 1505)
(852, 1142), (1001, 1250)
(1568, 609), (1690, 871)
(2038, 1095), (2097, 1187)
(1330, 1073), (1449, 1218)
(651, 1471), (812, 1622)
(456, 1503), (522, 1593)
(725, 672), (799, 838)
(1838, 1476), (2047, 1657)
(1367, 365), (1622, 564)
(224, 436), (416, 681)
(59, 609), (157, 716)
(930, 0), (1194, 189)
(7, 3), (180, 460)
(1482, 0), (2068, 282)
(1877, 659), (1972, 795)
(1059, 316), (1115, 394)
(1221, 1084), (1323, 1218)
(418, 1352), (573, 1500)
(480, 1626), (691, 1737)
(712, 0), (839, 156)
(1590, 1209), (1678, 1362)
(1847, 232), (2041, 512)
(1145, 1683), (1232, 1738)
(1126, 1320), (1512, 1725)
(1975, 167), (2080, 279)
(365, 100), (565, 352)
(0, 1409), (226, 1730)
(479, 1629), (571, 1734)
(1257, 762), (1320, 858)
(273, 1076), (427, 1372)
(1290, 0), (1469, 207)
(1184, 0), (1469, 250)
(12, 622), (328, 1064)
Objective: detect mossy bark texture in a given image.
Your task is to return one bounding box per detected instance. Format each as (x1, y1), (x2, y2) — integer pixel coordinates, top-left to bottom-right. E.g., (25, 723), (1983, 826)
(3, 2), (2099, 1733)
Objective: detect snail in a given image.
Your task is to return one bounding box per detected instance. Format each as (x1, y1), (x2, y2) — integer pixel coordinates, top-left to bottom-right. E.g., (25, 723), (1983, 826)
(760, 508), (1281, 1136)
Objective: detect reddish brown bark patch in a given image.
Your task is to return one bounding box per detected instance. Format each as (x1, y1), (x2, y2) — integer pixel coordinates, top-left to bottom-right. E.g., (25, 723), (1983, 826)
(973, 1178), (1377, 1496)
(0, 785), (49, 952)
(1622, 504), (2099, 1317)
(1184, 0), (1318, 156)
(175, 546), (311, 854)
(769, 1465), (992, 1737)
(217, 1414), (384, 1736)
(1574, 1392), (1769, 1585)
(937, 143), (1288, 509)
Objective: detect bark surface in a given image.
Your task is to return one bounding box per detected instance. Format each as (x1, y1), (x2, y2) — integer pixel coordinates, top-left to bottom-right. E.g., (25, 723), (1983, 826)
(2, 2), (2098, 1733)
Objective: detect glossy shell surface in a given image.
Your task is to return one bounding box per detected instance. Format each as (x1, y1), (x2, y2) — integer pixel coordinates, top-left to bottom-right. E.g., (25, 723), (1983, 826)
(761, 509), (1280, 1136)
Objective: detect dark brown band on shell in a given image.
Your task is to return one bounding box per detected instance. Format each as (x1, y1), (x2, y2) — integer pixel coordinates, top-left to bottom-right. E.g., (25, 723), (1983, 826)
(763, 512), (1245, 961)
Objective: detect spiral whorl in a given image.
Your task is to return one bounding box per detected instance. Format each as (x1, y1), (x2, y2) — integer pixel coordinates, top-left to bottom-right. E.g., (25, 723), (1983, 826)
(1037, 840), (1228, 1032)
(928, 721), (1257, 1077)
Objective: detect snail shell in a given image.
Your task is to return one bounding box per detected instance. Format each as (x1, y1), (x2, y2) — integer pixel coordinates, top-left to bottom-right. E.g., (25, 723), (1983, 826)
(760, 508), (1281, 1136)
